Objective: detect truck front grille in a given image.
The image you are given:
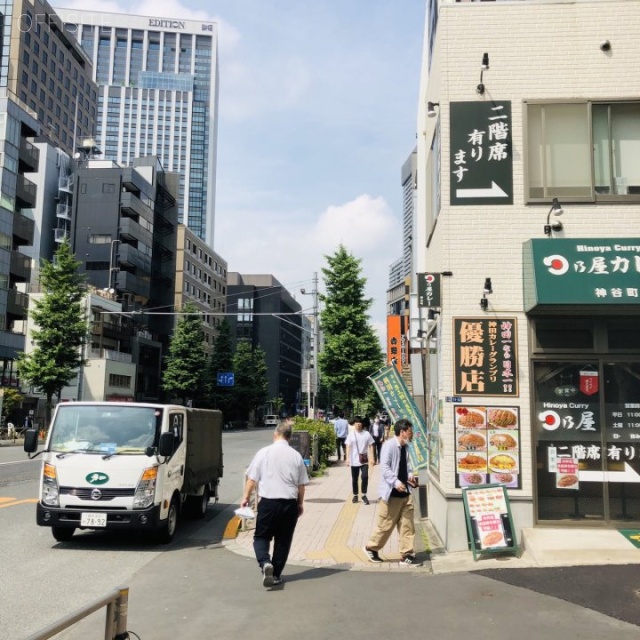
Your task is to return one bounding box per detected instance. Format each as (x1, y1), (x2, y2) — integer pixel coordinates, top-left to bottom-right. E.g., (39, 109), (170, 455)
(60, 487), (136, 501)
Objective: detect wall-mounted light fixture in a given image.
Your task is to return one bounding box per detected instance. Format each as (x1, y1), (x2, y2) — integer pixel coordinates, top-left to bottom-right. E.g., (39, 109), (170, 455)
(480, 277), (492, 310)
(477, 52), (489, 95)
(544, 198), (564, 236)
(427, 309), (440, 321)
(427, 102), (440, 118)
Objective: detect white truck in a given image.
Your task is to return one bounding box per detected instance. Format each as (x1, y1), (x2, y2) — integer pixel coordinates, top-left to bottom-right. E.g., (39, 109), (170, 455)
(24, 402), (223, 544)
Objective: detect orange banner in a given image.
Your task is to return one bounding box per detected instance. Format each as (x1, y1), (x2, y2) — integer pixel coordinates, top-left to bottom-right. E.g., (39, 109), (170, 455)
(387, 315), (402, 368)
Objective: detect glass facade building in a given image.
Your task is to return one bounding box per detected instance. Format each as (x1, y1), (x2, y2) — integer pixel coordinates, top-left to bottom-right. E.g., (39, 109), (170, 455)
(56, 10), (219, 249)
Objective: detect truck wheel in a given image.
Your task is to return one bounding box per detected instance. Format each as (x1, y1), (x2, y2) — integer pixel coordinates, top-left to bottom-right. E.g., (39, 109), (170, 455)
(52, 527), (75, 542)
(186, 486), (210, 519)
(156, 497), (179, 544)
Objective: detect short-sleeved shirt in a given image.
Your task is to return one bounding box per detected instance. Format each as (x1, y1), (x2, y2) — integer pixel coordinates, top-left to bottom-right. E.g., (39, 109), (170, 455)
(334, 418), (349, 439)
(345, 430), (375, 467)
(246, 439), (309, 499)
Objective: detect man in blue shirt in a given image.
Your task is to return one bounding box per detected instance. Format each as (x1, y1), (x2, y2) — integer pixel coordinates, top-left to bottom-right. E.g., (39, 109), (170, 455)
(333, 413), (349, 461)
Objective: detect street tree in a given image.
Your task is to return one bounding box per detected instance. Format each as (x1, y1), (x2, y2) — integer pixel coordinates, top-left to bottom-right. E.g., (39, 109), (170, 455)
(0, 387), (24, 424)
(204, 318), (234, 414)
(318, 244), (383, 410)
(162, 301), (207, 405)
(230, 341), (268, 422)
(17, 239), (88, 426)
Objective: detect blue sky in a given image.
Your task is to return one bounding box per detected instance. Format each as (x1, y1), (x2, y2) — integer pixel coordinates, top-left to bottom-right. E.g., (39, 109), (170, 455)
(55, 0), (426, 339)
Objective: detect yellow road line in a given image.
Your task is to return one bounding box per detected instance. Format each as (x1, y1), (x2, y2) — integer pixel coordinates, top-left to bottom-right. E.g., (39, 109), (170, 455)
(0, 497), (16, 504)
(0, 498), (38, 508)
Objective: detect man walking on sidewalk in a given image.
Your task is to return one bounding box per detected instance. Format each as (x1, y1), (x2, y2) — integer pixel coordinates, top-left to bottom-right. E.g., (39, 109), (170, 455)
(334, 413), (349, 461)
(363, 418), (422, 567)
(241, 419), (309, 587)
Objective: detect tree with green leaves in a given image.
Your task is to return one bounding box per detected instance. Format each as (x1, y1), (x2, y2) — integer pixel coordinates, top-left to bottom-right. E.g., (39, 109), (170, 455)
(204, 318), (234, 413)
(162, 301), (208, 405)
(230, 341), (268, 421)
(318, 245), (384, 410)
(17, 239), (88, 426)
(0, 387), (24, 423)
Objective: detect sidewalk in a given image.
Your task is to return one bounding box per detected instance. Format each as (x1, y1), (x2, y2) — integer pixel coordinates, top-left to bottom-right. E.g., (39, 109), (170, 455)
(225, 460), (640, 574)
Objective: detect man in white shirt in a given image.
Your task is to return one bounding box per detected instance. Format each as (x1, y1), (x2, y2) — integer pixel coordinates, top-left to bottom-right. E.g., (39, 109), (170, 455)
(241, 419), (309, 587)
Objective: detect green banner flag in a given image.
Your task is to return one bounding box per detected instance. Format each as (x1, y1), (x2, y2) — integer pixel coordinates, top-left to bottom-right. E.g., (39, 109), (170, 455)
(370, 365), (429, 470)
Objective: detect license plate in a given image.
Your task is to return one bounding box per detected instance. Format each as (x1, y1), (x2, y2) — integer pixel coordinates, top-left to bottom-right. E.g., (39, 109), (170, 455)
(81, 512), (107, 527)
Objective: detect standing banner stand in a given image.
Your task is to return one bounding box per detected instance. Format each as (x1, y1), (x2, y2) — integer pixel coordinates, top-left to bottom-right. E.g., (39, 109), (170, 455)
(462, 483), (519, 561)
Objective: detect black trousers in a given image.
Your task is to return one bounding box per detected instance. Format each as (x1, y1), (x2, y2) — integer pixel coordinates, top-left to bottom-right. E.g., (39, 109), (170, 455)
(336, 436), (347, 460)
(253, 498), (299, 578)
(372, 437), (383, 463)
(351, 464), (369, 496)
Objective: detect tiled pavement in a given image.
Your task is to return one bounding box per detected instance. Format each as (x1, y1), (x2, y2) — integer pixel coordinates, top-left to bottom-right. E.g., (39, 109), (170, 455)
(226, 460), (434, 572)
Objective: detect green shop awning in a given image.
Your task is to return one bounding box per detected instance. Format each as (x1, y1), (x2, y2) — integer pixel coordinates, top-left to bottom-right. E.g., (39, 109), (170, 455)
(523, 238), (640, 314)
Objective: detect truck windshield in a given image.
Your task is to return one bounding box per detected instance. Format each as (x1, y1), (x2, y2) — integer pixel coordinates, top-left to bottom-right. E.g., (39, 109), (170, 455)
(49, 405), (163, 455)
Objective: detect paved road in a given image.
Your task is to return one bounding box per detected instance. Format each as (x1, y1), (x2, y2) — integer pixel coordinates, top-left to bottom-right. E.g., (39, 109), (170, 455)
(0, 428), (272, 640)
(479, 565), (640, 628)
(55, 544), (640, 640)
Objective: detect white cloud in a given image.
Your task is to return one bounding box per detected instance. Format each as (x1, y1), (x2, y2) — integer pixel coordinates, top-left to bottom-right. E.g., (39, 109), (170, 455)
(216, 193), (398, 344)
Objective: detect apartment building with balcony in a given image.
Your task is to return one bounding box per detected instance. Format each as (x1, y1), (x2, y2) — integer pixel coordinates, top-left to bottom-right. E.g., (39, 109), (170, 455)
(69, 156), (179, 401)
(174, 223), (227, 355)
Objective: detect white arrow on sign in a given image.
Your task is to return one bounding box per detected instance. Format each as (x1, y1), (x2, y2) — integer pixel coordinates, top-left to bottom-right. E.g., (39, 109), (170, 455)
(579, 462), (640, 483)
(456, 181), (509, 199)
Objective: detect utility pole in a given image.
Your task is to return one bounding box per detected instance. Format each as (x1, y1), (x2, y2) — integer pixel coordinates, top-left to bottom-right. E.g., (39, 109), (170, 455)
(301, 272), (320, 419)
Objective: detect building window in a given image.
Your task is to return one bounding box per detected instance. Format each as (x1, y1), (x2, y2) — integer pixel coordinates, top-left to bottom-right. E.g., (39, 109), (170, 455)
(526, 101), (640, 202)
(108, 374), (132, 389)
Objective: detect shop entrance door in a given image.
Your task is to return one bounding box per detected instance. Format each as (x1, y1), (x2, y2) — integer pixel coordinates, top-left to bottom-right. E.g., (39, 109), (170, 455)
(534, 360), (640, 524)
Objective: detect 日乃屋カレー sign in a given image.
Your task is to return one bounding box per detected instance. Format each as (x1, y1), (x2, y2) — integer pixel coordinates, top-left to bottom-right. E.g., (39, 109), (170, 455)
(450, 101), (513, 206)
(523, 238), (640, 311)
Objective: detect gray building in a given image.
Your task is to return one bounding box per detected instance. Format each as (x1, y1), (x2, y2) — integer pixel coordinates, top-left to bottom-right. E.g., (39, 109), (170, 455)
(227, 273), (302, 416)
(0, 0), (97, 384)
(56, 9), (219, 248)
(70, 156), (178, 401)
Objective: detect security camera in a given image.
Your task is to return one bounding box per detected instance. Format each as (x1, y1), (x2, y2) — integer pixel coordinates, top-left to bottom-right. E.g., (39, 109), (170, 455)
(600, 40), (611, 52)
(551, 220), (564, 233)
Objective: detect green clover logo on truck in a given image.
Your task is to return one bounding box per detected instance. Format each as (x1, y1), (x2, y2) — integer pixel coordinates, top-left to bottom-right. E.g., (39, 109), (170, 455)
(86, 472), (109, 485)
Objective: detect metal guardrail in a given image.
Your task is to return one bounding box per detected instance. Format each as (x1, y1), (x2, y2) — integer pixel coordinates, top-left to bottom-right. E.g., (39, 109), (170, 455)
(25, 586), (131, 640)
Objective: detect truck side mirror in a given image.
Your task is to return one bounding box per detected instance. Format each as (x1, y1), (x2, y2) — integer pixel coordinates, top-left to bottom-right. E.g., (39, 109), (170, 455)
(158, 432), (174, 457)
(23, 428), (38, 453)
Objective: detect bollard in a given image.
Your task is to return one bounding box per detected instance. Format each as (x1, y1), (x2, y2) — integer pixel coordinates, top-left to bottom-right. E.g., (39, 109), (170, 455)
(114, 587), (129, 640)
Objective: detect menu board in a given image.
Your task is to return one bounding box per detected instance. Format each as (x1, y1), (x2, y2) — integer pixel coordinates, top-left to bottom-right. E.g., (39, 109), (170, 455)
(462, 484), (518, 560)
(455, 405), (521, 489)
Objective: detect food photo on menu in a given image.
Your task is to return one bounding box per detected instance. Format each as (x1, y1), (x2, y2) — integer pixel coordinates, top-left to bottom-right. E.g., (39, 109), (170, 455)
(455, 405), (522, 489)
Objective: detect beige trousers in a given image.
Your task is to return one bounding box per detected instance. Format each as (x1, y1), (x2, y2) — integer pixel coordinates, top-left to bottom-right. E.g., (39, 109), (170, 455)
(366, 495), (415, 557)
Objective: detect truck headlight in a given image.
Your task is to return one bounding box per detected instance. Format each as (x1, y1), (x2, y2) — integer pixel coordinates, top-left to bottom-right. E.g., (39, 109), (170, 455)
(42, 463), (60, 507)
(133, 466), (158, 509)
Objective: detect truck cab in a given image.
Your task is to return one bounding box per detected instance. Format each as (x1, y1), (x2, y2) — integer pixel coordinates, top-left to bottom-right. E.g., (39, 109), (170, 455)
(25, 402), (223, 544)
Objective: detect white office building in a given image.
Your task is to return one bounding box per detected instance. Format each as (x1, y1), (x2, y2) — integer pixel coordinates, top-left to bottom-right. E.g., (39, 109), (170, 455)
(55, 9), (219, 248)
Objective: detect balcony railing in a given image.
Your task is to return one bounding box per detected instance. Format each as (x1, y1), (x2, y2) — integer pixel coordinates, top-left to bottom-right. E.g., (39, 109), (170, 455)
(58, 175), (74, 192)
(56, 203), (71, 220)
(88, 349), (133, 364)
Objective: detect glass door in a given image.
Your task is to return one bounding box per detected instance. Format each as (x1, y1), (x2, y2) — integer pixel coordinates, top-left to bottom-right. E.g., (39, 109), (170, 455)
(534, 361), (605, 522)
(604, 362), (640, 522)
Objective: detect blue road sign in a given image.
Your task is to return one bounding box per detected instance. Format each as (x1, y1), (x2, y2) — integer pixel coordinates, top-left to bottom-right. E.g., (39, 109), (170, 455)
(216, 372), (235, 387)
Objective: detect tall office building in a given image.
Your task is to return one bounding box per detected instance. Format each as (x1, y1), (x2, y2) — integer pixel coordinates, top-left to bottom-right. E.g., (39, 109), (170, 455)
(56, 9), (219, 248)
(0, 0), (96, 380)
